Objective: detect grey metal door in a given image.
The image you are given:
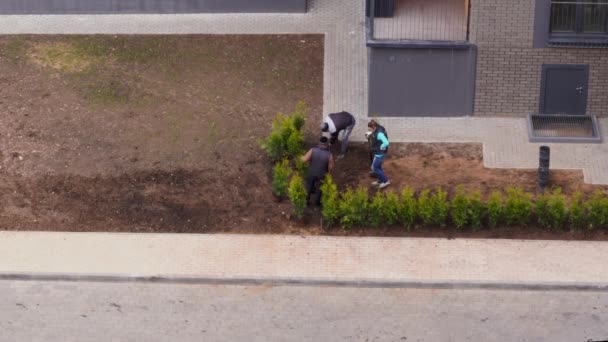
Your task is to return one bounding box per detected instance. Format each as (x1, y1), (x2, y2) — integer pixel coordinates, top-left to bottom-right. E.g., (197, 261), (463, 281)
(540, 64), (589, 115)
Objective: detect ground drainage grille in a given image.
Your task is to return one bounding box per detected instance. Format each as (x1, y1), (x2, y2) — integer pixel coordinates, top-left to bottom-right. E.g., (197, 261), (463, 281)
(527, 114), (602, 143)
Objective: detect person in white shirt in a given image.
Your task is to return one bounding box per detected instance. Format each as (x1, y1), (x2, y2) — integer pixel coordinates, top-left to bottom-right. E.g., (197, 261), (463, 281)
(320, 111), (356, 159)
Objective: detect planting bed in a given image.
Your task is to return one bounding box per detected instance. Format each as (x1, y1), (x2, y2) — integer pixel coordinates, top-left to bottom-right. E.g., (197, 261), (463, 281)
(1, 35), (607, 240)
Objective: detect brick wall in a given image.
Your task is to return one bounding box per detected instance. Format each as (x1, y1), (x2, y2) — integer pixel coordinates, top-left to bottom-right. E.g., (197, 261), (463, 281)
(469, 0), (608, 116)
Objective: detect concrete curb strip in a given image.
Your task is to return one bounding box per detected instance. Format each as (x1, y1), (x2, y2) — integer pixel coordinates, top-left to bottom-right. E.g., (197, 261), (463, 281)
(2, 273), (608, 292)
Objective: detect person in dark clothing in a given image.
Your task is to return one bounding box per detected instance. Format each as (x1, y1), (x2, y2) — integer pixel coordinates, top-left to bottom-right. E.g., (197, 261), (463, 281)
(301, 136), (335, 206)
(367, 120), (390, 189)
(320, 111), (356, 159)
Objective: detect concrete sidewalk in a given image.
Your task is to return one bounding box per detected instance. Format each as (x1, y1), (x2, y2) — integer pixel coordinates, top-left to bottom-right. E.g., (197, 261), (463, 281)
(1, 231), (607, 288)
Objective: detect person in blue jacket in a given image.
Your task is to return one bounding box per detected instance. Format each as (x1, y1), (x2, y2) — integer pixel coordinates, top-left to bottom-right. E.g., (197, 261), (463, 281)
(367, 120), (390, 189)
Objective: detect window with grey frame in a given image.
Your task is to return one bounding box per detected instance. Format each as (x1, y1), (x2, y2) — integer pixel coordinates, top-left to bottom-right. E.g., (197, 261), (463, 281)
(549, 0), (608, 43)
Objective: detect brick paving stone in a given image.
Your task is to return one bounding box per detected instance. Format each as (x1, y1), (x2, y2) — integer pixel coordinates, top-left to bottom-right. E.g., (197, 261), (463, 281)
(1, 232), (608, 285)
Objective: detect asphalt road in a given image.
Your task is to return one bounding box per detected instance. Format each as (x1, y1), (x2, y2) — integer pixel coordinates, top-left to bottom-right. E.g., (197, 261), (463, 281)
(2, 280), (607, 342)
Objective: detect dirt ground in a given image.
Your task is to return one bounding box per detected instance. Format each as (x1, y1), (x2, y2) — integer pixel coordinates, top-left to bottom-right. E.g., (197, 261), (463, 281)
(1, 35), (607, 240)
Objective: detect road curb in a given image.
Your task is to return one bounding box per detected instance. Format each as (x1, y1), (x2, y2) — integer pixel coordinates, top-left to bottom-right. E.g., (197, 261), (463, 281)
(2, 272), (608, 292)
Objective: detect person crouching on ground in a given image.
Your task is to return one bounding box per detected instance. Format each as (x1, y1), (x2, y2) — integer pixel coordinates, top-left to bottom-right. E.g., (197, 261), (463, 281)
(367, 120), (390, 189)
(301, 136), (335, 206)
(320, 111), (356, 159)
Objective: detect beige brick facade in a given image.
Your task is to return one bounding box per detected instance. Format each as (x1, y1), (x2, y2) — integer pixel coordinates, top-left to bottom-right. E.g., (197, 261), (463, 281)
(469, 0), (608, 116)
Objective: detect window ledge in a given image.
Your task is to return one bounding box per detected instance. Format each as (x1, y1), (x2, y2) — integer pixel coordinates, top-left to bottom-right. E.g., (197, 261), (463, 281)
(366, 39), (473, 49)
(548, 35), (608, 48)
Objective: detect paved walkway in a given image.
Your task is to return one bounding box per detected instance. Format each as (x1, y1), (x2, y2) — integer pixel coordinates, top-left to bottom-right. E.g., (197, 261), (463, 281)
(1, 0), (607, 184)
(1, 232), (608, 287)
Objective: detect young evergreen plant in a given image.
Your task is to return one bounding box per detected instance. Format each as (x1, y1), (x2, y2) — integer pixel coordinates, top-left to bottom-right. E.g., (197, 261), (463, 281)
(468, 191), (485, 231)
(260, 102), (308, 162)
(430, 187), (449, 227)
(288, 174), (307, 220)
(367, 191), (386, 227)
(399, 187), (417, 230)
(547, 188), (567, 230)
(286, 128), (304, 158)
(568, 191), (585, 231)
(271, 159), (291, 198)
(535, 192), (551, 228)
(291, 101), (307, 131)
(418, 188), (449, 227)
(384, 191), (401, 226)
(338, 187), (368, 228)
(294, 153), (308, 178)
(504, 187), (533, 226)
(319, 174), (340, 226)
(450, 186), (469, 229)
(487, 190), (503, 228)
(417, 189), (433, 226)
(585, 190), (608, 230)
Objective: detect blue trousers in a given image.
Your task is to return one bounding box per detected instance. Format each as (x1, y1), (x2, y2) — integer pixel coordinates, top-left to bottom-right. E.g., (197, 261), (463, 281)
(371, 154), (388, 183)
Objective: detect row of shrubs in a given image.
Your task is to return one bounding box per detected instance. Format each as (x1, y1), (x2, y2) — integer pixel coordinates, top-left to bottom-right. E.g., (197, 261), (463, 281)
(300, 175), (608, 231)
(260, 102), (608, 231)
(261, 103), (310, 218)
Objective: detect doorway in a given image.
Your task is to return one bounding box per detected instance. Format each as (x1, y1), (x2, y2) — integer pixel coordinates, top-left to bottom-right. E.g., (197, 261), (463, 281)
(540, 64), (589, 115)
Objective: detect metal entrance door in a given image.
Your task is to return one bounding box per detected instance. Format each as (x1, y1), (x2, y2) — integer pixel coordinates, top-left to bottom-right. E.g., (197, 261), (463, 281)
(540, 64), (589, 115)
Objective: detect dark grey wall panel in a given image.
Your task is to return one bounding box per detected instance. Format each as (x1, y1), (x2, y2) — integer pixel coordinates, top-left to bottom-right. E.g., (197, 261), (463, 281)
(368, 47), (477, 117)
(0, 0), (307, 14)
(533, 0), (550, 48)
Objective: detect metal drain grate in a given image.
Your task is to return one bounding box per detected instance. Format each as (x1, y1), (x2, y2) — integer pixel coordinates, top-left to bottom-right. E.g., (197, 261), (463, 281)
(527, 114), (602, 143)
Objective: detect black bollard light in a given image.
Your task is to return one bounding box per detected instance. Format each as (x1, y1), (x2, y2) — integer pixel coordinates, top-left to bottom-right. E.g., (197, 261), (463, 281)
(538, 146), (550, 189)
(539, 146), (550, 169)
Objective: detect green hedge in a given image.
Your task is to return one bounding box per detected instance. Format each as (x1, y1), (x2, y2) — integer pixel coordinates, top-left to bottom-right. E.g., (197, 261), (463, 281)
(263, 102), (309, 217)
(312, 176), (608, 231)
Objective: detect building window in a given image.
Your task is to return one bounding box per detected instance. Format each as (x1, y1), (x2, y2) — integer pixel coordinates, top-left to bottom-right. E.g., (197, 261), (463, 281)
(549, 0), (608, 43)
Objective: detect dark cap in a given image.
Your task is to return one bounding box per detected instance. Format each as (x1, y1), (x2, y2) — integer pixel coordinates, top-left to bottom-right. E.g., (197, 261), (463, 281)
(320, 122), (329, 132)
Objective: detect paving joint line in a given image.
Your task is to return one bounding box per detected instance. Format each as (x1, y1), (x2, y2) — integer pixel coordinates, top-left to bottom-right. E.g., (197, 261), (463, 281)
(2, 273), (608, 292)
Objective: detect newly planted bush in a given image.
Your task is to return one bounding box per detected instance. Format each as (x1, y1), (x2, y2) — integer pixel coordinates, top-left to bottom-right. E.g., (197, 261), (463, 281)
(399, 187), (417, 230)
(291, 101), (307, 131)
(547, 188), (568, 230)
(548, 189), (567, 230)
(271, 159), (291, 198)
(260, 102), (307, 162)
(450, 187), (469, 229)
(504, 187), (533, 226)
(535, 193), (550, 228)
(384, 191), (401, 225)
(262, 131), (284, 162)
(487, 191), (503, 228)
(417, 189), (433, 226)
(431, 188), (449, 227)
(294, 153), (308, 178)
(468, 191), (485, 231)
(339, 187), (369, 228)
(568, 191), (585, 230)
(536, 188), (567, 230)
(585, 190), (608, 230)
(286, 128), (304, 158)
(320, 174), (340, 226)
(288, 174), (307, 220)
(449, 187), (485, 230)
(418, 188), (449, 227)
(367, 191), (386, 227)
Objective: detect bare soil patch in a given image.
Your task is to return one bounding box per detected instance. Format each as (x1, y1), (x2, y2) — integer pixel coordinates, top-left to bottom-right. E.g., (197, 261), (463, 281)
(1, 35), (606, 240)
